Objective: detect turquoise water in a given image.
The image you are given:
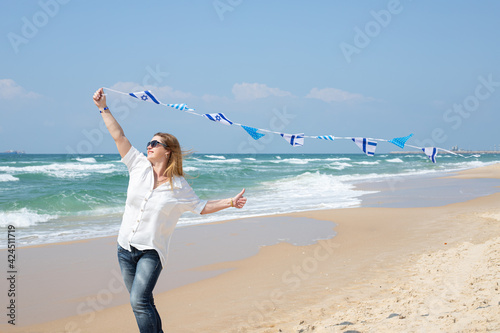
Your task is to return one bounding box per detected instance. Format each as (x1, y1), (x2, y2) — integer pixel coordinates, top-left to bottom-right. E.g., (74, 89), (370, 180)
(1, 152), (499, 247)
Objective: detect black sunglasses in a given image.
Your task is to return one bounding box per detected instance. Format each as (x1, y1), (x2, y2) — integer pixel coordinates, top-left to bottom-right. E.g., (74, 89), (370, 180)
(147, 140), (169, 149)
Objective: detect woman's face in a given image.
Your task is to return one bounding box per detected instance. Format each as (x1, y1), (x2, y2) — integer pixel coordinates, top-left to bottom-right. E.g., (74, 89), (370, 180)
(147, 136), (169, 162)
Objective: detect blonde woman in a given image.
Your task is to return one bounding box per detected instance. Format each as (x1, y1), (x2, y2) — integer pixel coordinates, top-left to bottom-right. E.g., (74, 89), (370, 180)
(93, 88), (246, 333)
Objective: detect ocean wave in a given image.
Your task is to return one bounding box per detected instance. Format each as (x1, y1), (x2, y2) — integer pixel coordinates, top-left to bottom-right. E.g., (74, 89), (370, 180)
(256, 171), (378, 211)
(440, 160), (490, 171)
(270, 157), (352, 165)
(270, 158), (317, 164)
(0, 208), (58, 228)
(325, 157), (352, 161)
(281, 158), (310, 164)
(326, 162), (353, 170)
(204, 155), (226, 160)
(75, 157), (97, 163)
(200, 158), (242, 164)
(184, 166), (198, 172)
(386, 158), (404, 163)
(0, 174), (19, 182)
(354, 161), (380, 165)
(182, 171), (375, 226)
(0, 163), (119, 178)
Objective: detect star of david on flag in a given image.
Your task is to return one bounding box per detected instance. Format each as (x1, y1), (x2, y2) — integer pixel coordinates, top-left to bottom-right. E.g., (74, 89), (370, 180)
(352, 138), (377, 156)
(280, 133), (304, 147)
(202, 113), (233, 125)
(422, 147), (438, 163)
(129, 91), (160, 104)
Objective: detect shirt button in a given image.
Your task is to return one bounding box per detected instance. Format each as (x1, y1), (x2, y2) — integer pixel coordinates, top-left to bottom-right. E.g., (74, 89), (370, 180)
(137, 219), (140, 223)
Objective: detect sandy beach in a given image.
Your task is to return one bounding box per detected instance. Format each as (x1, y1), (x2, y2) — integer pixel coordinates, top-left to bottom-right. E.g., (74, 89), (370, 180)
(2, 164), (500, 332)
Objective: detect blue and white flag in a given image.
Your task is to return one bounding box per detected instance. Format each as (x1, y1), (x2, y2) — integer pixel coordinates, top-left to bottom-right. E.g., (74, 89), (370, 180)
(202, 113), (233, 125)
(422, 147), (438, 163)
(352, 138), (377, 156)
(167, 103), (195, 111)
(388, 133), (413, 149)
(129, 91), (161, 104)
(281, 133), (304, 147)
(317, 135), (334, 141)
(241, 125), (265, 140)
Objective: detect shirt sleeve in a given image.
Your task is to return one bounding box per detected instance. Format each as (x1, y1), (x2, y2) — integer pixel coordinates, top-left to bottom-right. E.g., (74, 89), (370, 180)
(120, 146), (144, 172)
(176, 177), (207, 215)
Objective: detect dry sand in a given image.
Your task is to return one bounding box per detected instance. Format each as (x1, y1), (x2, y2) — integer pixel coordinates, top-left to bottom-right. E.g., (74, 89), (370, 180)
(2, 163), (500, 333)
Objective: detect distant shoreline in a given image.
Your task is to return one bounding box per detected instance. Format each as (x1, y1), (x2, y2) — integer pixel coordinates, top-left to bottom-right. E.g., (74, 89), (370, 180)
(0, 150), (25, 154)
(390, 150), (500, 154)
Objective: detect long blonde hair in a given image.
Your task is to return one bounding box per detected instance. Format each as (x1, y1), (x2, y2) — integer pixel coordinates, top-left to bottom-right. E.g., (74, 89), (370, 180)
(153, 132), (189, 187)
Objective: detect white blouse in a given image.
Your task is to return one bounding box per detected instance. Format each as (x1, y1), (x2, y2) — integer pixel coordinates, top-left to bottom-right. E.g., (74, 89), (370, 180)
(117, 146), (207, 268)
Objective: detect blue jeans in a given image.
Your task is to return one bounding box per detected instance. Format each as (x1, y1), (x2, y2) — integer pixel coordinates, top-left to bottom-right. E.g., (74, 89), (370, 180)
(117, 244), (164, 333)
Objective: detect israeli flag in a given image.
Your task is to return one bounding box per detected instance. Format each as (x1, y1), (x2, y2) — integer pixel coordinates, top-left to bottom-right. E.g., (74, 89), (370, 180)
(280, 133), (304, 147)
(352, 138), (377, 156)
(167, 103), (195, 111)
(422, 147), (438, 163)
(129, 91), (160, 104)
(202, 113), (233, 125)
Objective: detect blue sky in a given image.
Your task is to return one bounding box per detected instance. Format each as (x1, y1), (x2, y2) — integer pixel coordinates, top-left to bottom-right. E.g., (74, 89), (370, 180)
(1, 0), (499, 154)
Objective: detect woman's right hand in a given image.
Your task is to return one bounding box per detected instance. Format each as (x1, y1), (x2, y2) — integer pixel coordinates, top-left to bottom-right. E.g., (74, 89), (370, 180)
(93, 88), (107, 110)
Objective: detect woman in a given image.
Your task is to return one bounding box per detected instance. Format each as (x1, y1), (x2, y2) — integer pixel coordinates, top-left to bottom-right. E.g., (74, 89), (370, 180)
(92, 88), (246, 333)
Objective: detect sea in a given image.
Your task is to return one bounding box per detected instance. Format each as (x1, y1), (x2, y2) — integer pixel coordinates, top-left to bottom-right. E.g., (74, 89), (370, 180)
(1, 152), (500, 248)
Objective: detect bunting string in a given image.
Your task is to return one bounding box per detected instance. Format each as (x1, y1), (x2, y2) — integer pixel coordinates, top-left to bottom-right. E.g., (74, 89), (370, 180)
(102, 88), (481, 164)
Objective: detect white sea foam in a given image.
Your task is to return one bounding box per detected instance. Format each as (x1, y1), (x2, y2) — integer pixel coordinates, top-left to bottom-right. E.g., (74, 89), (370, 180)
(354, 161), (380, 165)
(0, 208), (58, 228)
(256, 171), (378, 211)
(325, 157), (352, 161)
(0, 174), (19, 182)
(271, 157), (351, 165)
(201, 158), (241, 164)
(0, 163), (120, 178)
(326, 162), (353, 170)
(281, 158), (310, 164)
(184, 166), (198, 172)
(75, 157), (97, 163)
(386, 158), (404, 163)
(204, 155), (226, 160)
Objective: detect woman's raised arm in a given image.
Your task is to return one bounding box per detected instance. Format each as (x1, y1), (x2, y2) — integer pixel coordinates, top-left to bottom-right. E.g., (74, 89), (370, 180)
(93, 88), (131, 158)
